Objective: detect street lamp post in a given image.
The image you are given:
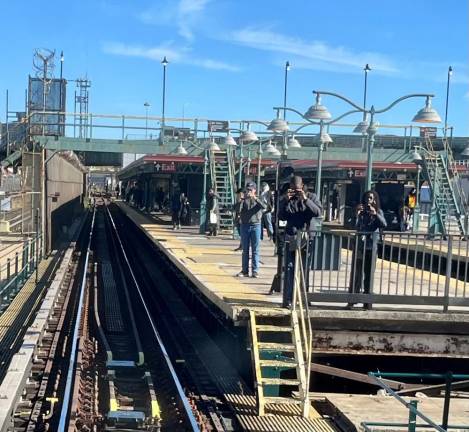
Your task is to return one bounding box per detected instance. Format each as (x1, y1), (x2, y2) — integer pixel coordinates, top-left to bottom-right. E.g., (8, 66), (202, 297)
(283, 61), (290, 120)
(59, 51), (64, 136)
(144, 101), (150, 138)
(161, 56), (169, 144)
(200, 149), (208, 234)
(444, 66), (453, 139)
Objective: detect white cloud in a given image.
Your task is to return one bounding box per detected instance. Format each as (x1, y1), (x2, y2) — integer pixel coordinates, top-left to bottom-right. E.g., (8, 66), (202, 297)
(226, 27), (399, 75)
(137, 0), (211, 41)
(102, 41), (239, 72)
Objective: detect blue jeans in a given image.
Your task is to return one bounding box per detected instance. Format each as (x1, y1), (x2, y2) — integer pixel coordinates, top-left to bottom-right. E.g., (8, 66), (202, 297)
(240, 223), (261, 274)
(261, 212), (274, 239)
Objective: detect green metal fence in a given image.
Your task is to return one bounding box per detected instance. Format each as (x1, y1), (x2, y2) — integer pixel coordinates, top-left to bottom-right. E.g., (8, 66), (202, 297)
(362, 372), (469, 432)
(0, 234), (43, 312)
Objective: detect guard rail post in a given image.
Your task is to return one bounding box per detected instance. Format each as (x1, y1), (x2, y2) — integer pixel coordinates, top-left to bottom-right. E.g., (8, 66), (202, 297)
(443, 236), (453, 312)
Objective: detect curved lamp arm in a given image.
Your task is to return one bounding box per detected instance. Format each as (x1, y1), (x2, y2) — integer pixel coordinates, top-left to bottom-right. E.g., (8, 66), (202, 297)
(274, 105), (362, 129)
(327, 109), (363, 125)
(313, 90), (364, 111)
(273, 106), (313, 122)
(374, 93), (434, 114)
(245, 120), (270, 128)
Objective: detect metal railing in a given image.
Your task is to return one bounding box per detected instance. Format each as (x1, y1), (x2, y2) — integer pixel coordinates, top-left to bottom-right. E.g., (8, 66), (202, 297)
(0, 234), (43, 312)
(291, 231), (313, 417)
(308, 231), (469, 311)
(362, 372), (469, 432)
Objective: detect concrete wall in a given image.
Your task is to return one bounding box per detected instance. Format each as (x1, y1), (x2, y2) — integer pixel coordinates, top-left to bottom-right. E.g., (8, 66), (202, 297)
(46, 151), (86, 250)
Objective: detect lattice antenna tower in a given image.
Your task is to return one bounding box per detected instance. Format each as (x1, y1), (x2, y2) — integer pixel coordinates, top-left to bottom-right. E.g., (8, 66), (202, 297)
(74, 77), (91, 139)
(33, 48), (56, 135)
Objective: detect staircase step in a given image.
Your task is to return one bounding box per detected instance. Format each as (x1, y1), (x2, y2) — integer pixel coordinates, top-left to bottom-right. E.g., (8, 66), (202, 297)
(260, 359), (297, 368)
(256, 325), (292, 332)
(258, 342), (296, 352)
(263, 396), (302, 405)
(253, 309), (291, 317)
(261, 378), (300, 386)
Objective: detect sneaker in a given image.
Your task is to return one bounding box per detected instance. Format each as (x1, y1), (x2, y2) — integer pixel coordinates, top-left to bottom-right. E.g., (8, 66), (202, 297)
(178, 224), (181, 229)
(233, 246), (242, 251)
(236, 271), (249, 278)
(251, 272), (259, 278)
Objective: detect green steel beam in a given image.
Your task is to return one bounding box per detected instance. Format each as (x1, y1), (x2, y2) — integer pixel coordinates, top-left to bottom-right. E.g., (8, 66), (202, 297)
(37, 136), (420, 163)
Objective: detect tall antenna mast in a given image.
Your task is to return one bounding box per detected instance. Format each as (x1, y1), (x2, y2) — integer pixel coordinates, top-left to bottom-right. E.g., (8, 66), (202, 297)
(33, 48), (55, 136)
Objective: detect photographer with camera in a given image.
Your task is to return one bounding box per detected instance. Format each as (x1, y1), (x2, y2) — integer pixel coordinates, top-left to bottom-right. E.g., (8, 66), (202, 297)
(348, 190), (387, 309)
(279, 176), (322, 308)
(235, 182), (266, 278)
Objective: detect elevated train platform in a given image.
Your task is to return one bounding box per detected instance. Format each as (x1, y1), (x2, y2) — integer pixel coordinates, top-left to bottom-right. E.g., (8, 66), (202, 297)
(116, 201), (469, 357)
(115, 201), (469, 429)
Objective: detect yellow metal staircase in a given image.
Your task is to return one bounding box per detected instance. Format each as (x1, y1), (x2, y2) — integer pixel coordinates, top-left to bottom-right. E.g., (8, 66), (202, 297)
(249, 232), (313, 418)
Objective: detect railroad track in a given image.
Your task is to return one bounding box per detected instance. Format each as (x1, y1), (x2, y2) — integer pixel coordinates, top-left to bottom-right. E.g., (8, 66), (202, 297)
(11, 199), (251, 431)
(50, 202), (199, 431)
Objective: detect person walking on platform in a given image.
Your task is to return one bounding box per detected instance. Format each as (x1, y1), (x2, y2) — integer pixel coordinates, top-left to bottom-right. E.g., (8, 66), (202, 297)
(279, 176), (322, 308)
(206, 188), (218, 236)
(235, 182), (266, 278)
(171, 191), (182, 230)
(348, 190), (387, 310)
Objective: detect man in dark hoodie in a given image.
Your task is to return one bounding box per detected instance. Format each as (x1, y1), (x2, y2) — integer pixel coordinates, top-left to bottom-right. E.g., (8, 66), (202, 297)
(235, 181), (266, 278)
(279, 175), (322, 307)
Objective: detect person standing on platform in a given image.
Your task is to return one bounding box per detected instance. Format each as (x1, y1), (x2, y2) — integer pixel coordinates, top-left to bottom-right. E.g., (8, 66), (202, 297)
(233, 188), (244, 251)
(331, 185), (340, 221)
(171, 191), (182, 230)
(156, 187), (165, 211)
(279, 176), (322, 308)
(179, 193), (191, 225)
(206, 188), (218, 236)
(348, 190), (387, 310)
(235, 182), (266, 278)
(260, 182), (274, 240)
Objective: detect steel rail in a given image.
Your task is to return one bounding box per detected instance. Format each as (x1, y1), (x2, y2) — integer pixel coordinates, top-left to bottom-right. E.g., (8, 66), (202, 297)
(105, 206), (199, 431)
(58, 208), (96, 431)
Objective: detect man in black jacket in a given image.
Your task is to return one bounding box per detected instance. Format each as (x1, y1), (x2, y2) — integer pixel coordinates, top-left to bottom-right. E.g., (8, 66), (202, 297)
(235, 182), (266, 277)
(279, 176), (322, 307)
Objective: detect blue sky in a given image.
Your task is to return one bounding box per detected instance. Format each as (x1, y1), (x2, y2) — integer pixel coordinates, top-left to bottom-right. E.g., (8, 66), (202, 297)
(1, 0), (468, 136)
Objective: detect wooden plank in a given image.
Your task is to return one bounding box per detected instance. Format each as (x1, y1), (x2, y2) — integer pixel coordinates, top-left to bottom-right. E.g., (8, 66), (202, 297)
(310, 363), (415, 390)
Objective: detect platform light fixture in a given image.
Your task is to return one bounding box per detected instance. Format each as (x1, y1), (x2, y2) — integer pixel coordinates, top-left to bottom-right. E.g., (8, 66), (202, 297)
(240, 130), (259, 142)
(304, 94), (332, 120)
(224, 134), (237, 147)
(461, 144), (469, 158)
(208, 138), (221, 152)
(287, 135), (301, 148)
(176, 142), (188, 155)
(267, 117), (289, 134)
(412, 97), (442, 123)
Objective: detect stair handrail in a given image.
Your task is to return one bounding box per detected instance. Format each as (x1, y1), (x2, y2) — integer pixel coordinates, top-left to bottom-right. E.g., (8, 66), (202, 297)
(291, 230), (312, 416)
(208, 148), (217, 192)
(442, 136), (469, 213)
(415, 143), (451, 235)
(226, 147), (237, 206)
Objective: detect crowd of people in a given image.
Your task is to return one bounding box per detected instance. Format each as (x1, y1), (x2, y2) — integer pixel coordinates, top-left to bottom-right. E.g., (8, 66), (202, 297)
(122, 174), (421, 310)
